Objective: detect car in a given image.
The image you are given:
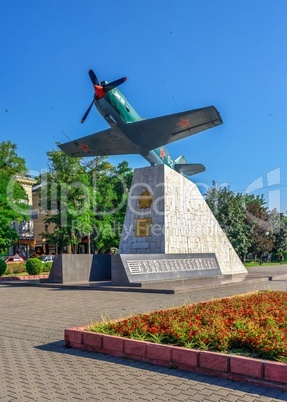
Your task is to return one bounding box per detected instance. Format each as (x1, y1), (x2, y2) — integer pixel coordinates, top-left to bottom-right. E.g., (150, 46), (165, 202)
(5, 254), (25, 264)
(38, 255), (55, 263)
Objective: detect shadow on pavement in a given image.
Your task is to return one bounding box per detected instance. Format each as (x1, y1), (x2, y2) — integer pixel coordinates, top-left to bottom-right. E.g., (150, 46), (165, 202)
(36, 340), (287, 400)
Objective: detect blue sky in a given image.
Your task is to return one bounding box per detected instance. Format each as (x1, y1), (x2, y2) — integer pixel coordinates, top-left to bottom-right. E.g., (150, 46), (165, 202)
(1, 0), (287, 212)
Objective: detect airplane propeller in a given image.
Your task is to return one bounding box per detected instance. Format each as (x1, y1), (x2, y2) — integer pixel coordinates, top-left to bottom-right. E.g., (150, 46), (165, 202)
(81, 99), (95, 124)
(81, 69), (127, 123)
(88, 69), (99, 85)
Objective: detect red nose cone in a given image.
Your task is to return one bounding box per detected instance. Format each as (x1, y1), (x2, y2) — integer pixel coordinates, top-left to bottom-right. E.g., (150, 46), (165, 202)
(94, 85), (106, 99)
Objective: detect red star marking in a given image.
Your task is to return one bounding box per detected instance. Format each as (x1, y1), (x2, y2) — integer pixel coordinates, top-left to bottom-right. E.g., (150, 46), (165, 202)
(159, 147), (165, 159)
(177, 118), (190, 129)
(79, 143), (90, 152)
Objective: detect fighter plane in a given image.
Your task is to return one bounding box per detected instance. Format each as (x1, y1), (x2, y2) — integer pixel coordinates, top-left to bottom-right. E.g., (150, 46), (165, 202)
(58, 70), (223, 176)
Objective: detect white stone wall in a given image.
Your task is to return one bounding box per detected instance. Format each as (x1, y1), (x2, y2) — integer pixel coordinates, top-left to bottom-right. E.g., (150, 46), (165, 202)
(119, 165), (165, 254)
(163, 166), (245, 274)
(119, 165), (246, 275)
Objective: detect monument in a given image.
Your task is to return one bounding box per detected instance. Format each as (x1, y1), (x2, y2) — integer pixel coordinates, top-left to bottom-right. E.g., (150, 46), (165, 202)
(55, 69), (247, 286)
(111, 164), (246, 286)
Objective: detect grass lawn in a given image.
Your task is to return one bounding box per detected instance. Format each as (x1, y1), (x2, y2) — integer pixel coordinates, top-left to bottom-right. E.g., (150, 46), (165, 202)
(3, 271), (50, 276)
(244, 261), (285, 267)
(89, 291), (287, 363)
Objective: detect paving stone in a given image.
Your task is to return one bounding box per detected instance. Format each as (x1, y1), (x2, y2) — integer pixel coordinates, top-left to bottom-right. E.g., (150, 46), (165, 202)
(1, 275), (287, 401)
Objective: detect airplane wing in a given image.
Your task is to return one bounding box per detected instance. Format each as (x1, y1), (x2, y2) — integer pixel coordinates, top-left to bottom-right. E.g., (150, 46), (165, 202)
(59, 106), (222, 158)
(125, 106), (222, 153)
(174, 163), (206, 177)
(58, 126), (140, 157)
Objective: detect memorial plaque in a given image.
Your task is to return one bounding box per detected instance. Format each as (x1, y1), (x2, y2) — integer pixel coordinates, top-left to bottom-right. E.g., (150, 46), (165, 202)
(138, 190), (153, 209)
(126, 257), (218, 275)
(135, 218), (152, 237)
(111, 253), (222, 286)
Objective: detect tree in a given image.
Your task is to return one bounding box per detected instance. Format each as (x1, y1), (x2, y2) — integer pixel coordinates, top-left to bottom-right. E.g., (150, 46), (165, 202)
(0, 141), (29, 252)
(39, 150), (93, 253)
(39, 150), (133, 253)
(80, 158), (133, 253)
(92, 160), (133, 253)
(0, 140), (27, 176)
(205, 183), (281, 261)
(205, 183), (252, 259)
(245, 195), (274, 259)
(268, 209), (287, 257)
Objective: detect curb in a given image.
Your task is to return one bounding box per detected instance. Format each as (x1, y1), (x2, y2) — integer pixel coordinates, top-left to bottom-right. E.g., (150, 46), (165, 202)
(0, 274), (49, 281)
(65, 326), (287, 391)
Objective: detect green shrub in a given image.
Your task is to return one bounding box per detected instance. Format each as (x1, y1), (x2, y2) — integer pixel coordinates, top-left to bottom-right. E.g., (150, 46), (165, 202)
(0, 259), (7, 276)
(43, 262), (53, 272)
(25, 258), (43, 275)
(271, 252), (287, 263)
(5, 263), (26, 275)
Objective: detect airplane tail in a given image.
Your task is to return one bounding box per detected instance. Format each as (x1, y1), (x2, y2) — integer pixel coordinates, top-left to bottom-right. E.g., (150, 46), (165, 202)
(174, 154), (187, 164)
(174, 163), (206, 177)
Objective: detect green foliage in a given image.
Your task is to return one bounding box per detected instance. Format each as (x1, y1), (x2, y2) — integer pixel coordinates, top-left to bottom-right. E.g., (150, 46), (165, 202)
(42, 262), (53, 272)
(205, 183), (282, 260)
(39, 150), (88, 253)
(271, 251), (287, 263)
(0, 140), (27, 176)
(269, 209), (287, 254)
(0, 141), (29, 252)
(0, 259), (7, 276)
(39, 150), (133, 254)
(0, 174), (30, 252)
(245, 195), (274, 257)
(5, 263), (26, 275)
(25, 258), (43, 275)
(205, 183), (252, 257)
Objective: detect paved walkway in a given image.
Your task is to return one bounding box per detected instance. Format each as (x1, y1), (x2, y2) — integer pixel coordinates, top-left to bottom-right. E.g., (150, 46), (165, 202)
(1, 266), (287, 401)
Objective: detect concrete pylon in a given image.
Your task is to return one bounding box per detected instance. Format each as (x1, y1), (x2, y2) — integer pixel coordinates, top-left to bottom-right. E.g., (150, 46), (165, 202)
(118, 164), (246, 275)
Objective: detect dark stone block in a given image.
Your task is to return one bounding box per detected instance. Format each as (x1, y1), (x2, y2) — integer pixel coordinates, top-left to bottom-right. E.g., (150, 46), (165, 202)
(48, 254), (111, 284)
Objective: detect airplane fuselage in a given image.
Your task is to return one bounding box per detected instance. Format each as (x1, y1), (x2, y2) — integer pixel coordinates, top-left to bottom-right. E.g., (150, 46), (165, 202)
(59, 70), (222, 178)
(96, 87), (177, 169)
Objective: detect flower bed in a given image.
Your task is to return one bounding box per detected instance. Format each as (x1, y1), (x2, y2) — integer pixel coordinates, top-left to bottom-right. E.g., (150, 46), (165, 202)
(89, 291), (287, 363)
(0, 274), (49, 281)
(65, 291), (287, 390)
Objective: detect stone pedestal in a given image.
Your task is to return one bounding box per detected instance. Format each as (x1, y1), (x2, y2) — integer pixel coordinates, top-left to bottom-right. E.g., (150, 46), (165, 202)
(48, 254), (111, 284)
(114, 164), (246, 285)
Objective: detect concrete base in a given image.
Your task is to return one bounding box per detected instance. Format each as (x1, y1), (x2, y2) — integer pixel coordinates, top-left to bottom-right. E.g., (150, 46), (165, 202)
(48, 254), (111, 284)
(111, 253), (222, 286)
(119, 165), (247, 276)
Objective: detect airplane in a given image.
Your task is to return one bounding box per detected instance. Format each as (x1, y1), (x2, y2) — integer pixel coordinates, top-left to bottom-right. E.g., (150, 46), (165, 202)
(58, 70), (223, 176)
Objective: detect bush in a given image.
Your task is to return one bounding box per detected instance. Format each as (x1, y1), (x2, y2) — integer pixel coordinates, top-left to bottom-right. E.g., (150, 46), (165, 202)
(271, 251), (287, 263)
(25, 258), (43, 275)
(0, 259), (7, 276)
(5, 263), (26, 275)
(42, 262), (53, 272)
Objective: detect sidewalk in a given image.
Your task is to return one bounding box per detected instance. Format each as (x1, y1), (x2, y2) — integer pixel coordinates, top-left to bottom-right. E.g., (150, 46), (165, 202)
(1, 266), (287, 401)
(1, 264), (287, 293)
